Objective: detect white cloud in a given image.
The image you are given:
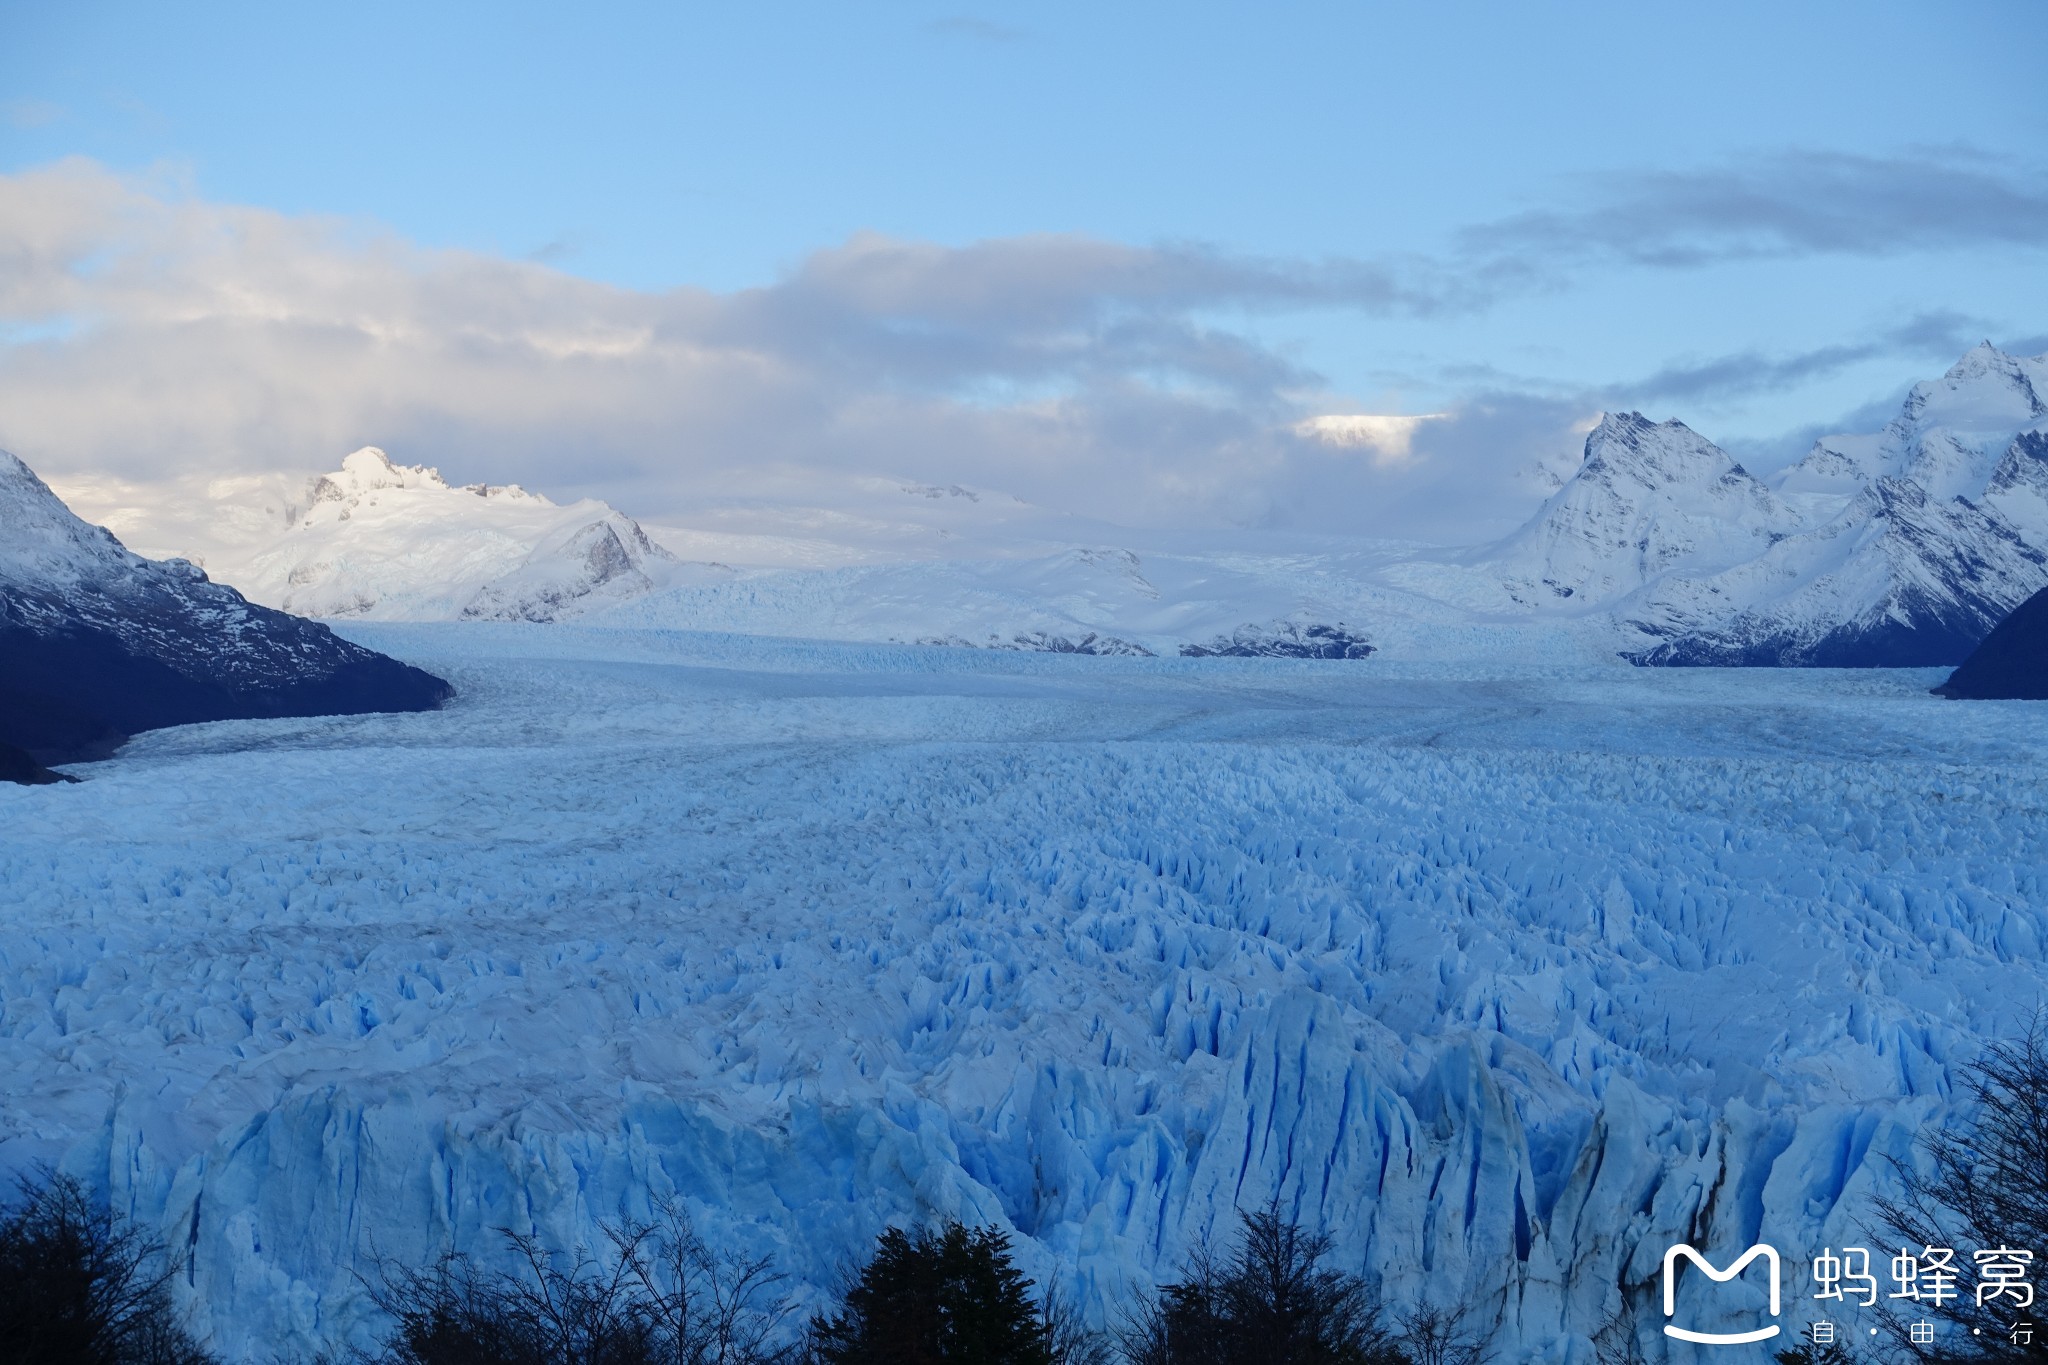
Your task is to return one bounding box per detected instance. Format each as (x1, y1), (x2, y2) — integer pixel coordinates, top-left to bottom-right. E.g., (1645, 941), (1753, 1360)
(0, 158), (1562, 542)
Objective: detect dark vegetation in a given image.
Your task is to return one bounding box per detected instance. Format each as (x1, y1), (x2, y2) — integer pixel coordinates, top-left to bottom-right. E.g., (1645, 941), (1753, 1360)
(1118, 1205), (1414, 1365)
(0, 621), (452, 772)
(1871, 1019), (2048, 1362)
(364, 1200), (792, 1365)
(0, 737), (70, 785)
(0, 1189), (1436, 1364)
(354, 1201), (1448, 1365)
(806, 1222), (1057, 1365)
(0, 1171), (215, 1365)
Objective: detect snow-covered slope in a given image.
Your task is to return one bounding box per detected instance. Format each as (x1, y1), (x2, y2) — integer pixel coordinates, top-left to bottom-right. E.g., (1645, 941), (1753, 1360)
(35, 346), (2048, 669)
(1446, 345), (2048, 667)
(179, 448), (686, 622)
(1606, 344), (2048, 665)
(1780, 341), (2048, 503)
(1624, 475), (2048, 665)
(541, 345), (2048, 667)
(1480, 412), (1801, 610)
(588, 538), (1614, 664)
(0, 449), (449, 761)
(2, 627), (2042, 1360)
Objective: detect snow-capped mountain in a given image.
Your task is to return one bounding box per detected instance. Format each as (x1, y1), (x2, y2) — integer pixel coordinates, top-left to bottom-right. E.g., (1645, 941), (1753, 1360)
(1480, 411), (1802, 610)
(0, 449), (449, 764)
(1779, 341), (2048, 504)
(1485, 343), (2048, 666)
(606, 347), (2048, 666)
(30, 345), (2048, 669)
(196, 447), (685, 622)
(1624, 473), (2047, 665)
(593, 540), (1491, 660)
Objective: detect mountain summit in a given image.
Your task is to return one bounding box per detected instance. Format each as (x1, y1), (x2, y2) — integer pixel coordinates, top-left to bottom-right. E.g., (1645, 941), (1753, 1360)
(0, 449), (449, 770)
(210, 447), (679, 622)
(1485, 412), (1800, 609)
(1477, 344), (2048, 666)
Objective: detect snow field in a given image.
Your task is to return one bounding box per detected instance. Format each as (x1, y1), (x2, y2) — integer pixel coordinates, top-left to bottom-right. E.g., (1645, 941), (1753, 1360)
(2, 625), (2046, 1361)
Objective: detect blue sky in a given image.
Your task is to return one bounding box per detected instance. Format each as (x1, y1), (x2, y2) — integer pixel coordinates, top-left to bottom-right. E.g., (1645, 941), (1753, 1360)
(2, 0), (2045, 537)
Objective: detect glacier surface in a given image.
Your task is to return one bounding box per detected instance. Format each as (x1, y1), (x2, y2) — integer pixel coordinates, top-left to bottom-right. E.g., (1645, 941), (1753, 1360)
(2, 626), (2045, 1360)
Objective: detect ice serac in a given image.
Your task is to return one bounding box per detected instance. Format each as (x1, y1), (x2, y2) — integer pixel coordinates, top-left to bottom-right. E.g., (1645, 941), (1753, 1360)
(1484, 412), (1801, 610)
(0, 449), (450, 763)
(216, 446), (678, 622)
(1933, 582), (2048, 699)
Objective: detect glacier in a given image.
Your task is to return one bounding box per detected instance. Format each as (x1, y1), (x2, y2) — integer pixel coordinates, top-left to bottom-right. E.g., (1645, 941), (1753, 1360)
(2, 625), (2044, 1360)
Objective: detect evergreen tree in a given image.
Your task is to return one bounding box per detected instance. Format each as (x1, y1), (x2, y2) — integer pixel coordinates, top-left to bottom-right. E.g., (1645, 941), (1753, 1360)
(808, 1223), (1052, 1365)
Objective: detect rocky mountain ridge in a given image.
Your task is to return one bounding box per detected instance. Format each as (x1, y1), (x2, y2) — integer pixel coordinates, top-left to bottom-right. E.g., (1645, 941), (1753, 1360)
(1493, 342), (2048, 666)
(0, 449), (449, 772)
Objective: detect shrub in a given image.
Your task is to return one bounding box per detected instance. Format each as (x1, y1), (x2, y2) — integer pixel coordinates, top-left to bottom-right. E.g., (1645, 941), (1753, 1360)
(1119, 1203), (1408, 1365)
(367, 1200), (793, 1365)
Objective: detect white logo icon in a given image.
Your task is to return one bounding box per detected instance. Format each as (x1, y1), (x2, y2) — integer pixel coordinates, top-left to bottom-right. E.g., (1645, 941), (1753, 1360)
(1663, 1243), (1783, 1345)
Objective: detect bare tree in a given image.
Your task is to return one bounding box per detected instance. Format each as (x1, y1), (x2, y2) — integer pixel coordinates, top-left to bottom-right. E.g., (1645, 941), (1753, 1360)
(366, 1200), (795, 1365)
(1872, 1016), (2048, 1362)
(1392, 1304), (1481, 1365)
(1589, 1306), (1650, 1365)
(605, 1203), (794, 1365)
(1038, 1275), (1115, 1365)
(0, 1168), (216, 1365)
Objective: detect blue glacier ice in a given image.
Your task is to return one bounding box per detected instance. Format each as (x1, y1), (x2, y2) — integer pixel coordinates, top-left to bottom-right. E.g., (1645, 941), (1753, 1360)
(1, 624), (2043, 1360)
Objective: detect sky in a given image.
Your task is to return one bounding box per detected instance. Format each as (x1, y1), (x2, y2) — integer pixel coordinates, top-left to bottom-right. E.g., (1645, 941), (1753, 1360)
(2, 0), (2046, 542)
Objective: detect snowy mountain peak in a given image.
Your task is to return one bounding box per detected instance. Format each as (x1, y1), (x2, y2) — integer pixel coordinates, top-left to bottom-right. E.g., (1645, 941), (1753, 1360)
(341, 445), (436, 489)
(1484, 412), (1798, 608)
(1611, 342), (2048, 667)
(172, 447), (683, 622)
(1576, 410), (1761, 487)
(1895, 340), (2044, 439)
(1, 448), (449, 761)
(306, 447), (550, 513)
(1777, 342), (2048, 507)
(0, 448), (145, 584)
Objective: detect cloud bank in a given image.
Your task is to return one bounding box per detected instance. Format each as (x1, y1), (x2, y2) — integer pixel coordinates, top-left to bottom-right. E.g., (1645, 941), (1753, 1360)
(1463, 150), (2048, 270)
(0, 153), (2040, 543)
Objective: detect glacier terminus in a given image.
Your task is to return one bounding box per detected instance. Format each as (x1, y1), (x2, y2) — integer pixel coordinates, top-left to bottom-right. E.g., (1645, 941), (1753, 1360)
(3, 623), (2044, 1359)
